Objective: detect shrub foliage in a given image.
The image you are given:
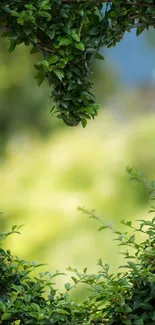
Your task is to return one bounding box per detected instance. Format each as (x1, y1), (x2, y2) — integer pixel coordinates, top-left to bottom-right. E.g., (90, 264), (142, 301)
(0, 170), (155, 324)
(0, 0), (155, 126)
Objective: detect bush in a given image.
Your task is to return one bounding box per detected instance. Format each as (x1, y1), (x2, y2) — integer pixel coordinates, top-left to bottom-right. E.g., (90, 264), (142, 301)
(79, 214), (155, 325)
(0, 171), (155, 324)
(0, 225), (88, 324)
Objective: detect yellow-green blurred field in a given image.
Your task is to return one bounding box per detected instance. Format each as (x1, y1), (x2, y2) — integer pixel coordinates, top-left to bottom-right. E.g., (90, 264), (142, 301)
(1, 39), (155, 296)
(1, 110), (154, 280)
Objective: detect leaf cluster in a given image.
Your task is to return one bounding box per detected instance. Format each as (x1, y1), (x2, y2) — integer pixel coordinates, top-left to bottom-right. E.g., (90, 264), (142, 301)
(79, 214), (155, 325)
(0, 208), (155, 323)
(0, 1), (155, 126)
(0, 226), (87, 325)
(0, 0), (102, 127)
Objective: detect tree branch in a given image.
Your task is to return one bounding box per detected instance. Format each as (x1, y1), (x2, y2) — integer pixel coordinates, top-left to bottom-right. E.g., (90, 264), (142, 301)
(0, 0), (154, 55)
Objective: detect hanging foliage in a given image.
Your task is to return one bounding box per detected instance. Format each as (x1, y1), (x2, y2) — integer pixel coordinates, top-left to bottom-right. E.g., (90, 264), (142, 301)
(0, 0), (154, 127)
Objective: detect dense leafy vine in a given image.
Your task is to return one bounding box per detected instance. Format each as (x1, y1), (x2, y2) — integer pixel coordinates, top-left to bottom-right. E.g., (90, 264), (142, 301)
(0, 0), (155, 127)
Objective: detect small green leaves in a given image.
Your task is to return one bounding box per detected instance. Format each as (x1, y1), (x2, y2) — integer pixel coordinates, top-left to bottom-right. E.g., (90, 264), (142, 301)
(71, 29), (80, 42)
(133, 319), (144, 325)
(64, 282), (71, 291)
(136, 26), (146, 36)
(53, 69), (64, 81)
(1, 312), (12, 321)
(0, 302), (6, 313)
(60, 8), (68, 17)
(42, 60), (49, 68)
(9, 10), (19, 17)
(49, 55), (59, 64)
(6, 41), (16, 53)
(59, 37), (72, 46)
(39, 11), (51, 20)
(85, 106), (95, 114)
(46, 29), (55, 40)
(40, 0), (51, 10)
(34, 71), (45, 86)
(75, 42), (85, 51)
(35, 60), (49, 70)
(82, 118), (87, 128)
(95, 53), (104, 60)
(89, 27), (100, 35)
(25, 4), (36, 10)
(1, 0), (153, 127)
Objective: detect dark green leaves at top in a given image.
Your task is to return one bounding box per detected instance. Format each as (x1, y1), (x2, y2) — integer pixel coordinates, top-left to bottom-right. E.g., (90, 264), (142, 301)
(1, 0), (154, 127)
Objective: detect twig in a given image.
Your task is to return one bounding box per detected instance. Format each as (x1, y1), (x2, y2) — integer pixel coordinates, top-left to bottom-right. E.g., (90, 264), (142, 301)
(37, 42), (55, 53)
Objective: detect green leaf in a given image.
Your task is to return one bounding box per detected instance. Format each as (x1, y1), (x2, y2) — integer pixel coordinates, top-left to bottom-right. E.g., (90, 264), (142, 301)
(0, 302), (6, 313)
(75, 42), (85, 51)
(30, 46), (39, 54)
(10, 10), (19, 17)
(31, 303), (41, 312)
(85, 107), (95, 114)
(53, 69), (64, 81)
(59, 37), (72, 46)
(49, 55), (59, 64)
(82, 118), (87, 128)
(89, 27), (100, 35)
(71, 276), (78, 283)
(95, 53), (104, 60)
(34, 71), (45, 86)
(71, 29), (80, 42)
(12, 225), (17, 231)
(68, 82), (77, 90)
(119, 8), (127, 15)
(39, 11), (51, 20)
(40, 0), (50, 7)
(25, 4), (36, 10)
(1, 313), (12, 321)
(136, 26), (145, 36)
(46, 29), (55, 40)
(6, 41), (16, 53)
(60, 9), (68, 17)
(78, 9), (84, 17)
(65, 282), (71, 291)
(42, 60), (49, 68)
(104, 263), (110, 271)
(134, 319), (144, 325)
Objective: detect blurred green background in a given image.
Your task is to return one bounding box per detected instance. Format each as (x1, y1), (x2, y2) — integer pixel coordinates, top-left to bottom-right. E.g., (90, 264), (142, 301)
(0, 29), (155, 297)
